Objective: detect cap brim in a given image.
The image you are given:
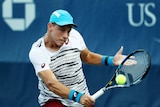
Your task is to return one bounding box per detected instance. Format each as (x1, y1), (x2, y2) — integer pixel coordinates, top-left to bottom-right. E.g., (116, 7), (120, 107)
(55, 22), (77, 27)
(71, 24), (77, 27)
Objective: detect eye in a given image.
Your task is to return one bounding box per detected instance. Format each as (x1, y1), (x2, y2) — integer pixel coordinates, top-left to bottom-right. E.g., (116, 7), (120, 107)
(58, 25), (71, 33)
(59, 27), (66, 32)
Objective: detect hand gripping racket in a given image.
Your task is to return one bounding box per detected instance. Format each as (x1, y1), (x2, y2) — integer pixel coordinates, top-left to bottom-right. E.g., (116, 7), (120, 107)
(92, 49), (151, 100)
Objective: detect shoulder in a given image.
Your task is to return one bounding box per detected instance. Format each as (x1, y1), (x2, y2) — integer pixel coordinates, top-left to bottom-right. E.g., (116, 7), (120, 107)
(69, 28), (84, 40)
(30, 37), (45, 51)
(70, 29), (82, 36)
(29, 37), (45, 59)
(70, 28), (79, 33)
(68, 29), (86, 50)
(31, 37), (44, 49)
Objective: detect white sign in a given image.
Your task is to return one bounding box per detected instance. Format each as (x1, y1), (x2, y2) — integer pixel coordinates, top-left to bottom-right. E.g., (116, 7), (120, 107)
(2, 0), (36, 31)
(126, 3), (156, 27)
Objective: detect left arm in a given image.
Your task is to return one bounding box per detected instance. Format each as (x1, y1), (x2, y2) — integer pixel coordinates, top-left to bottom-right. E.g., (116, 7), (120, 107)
(80, 46), (126, 66)
(80, 48), (102, 65)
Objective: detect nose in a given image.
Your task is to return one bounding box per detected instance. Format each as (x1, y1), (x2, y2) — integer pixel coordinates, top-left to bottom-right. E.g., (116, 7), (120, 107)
(63, 32), (69, 40)
(63, 33), (69, 44)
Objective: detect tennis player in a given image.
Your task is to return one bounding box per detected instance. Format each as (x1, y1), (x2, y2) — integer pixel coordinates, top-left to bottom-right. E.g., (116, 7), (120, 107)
(29, 9), (126, 107)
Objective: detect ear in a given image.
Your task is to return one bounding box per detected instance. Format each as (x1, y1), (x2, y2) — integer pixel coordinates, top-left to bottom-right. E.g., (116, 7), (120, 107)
(48, 23), (52, 31)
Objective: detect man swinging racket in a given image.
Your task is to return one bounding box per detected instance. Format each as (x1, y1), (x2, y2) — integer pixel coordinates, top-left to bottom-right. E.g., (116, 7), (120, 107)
(29, 9), (127, 107)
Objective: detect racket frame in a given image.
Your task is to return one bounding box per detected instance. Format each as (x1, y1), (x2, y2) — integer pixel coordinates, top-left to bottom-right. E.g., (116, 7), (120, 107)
(92, 49), (151, 100)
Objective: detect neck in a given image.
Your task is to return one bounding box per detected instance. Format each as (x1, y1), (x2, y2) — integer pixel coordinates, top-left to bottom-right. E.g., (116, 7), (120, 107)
(44, 34), (60, 52)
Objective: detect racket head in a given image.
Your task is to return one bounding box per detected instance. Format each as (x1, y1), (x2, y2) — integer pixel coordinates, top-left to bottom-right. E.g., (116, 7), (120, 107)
(106, 49), (151, 89)
(118, 49), (151, 86)
(92, 49), (151, 100)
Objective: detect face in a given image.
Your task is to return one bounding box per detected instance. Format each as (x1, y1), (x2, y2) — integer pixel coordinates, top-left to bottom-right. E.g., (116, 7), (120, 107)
(48, 23), (72, 48)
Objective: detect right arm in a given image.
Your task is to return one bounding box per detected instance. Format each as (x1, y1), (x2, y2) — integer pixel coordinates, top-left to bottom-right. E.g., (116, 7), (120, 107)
(38, 69), (95, 106)
(38, 70), (70, 99)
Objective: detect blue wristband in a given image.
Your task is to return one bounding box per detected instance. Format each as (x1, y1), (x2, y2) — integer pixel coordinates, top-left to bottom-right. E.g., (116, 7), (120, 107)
(68, 90), (75, 100)
(108, 56), (114, 66)
(102, 56), (114, 66)
(101, 56), (107, 65)
(68, 90), (83, 102)
(75, 92), (83, 102)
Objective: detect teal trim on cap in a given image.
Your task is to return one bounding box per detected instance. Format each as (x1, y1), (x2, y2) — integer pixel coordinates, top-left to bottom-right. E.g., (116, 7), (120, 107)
(49, 9), (77, 27)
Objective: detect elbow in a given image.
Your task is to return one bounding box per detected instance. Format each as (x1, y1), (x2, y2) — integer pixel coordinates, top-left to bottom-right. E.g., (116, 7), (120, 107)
(83, 54), (93, 64)
(82, 56), (90, 64)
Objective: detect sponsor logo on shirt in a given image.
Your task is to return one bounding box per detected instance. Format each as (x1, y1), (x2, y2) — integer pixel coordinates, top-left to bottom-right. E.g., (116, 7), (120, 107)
(41, 63), (45, 68)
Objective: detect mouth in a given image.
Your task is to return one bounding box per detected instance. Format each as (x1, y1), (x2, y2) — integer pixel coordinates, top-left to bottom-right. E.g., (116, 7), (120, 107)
(61, 39), (68, 43)
(58, 40), (65, 45)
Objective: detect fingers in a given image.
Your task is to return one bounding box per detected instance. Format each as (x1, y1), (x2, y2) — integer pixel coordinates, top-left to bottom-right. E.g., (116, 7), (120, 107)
(118, 46), (123, 54)
(113, 46), (125, 66)
(80, 94), (95, 107)
(124, 59), (137, 65)
(115, 46), (123, 56)
(124, 56), (137, 65)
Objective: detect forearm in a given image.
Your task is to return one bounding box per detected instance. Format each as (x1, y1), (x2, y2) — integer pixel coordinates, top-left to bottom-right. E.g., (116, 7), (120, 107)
(38, 70), (70, 99)
(46, 80), (70, 99)
(83, 52), (102, 65)
(45, 78), (88, 104)
(81, 48), (114, 66)
(80, 48), (103, 65)
(38, 70), (90, 105)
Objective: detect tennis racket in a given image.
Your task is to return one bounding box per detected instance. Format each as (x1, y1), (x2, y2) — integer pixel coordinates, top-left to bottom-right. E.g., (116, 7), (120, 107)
(92, 49), (151, 100)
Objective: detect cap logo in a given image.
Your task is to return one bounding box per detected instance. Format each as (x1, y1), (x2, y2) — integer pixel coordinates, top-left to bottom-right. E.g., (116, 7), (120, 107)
(53, 11), (60, 17)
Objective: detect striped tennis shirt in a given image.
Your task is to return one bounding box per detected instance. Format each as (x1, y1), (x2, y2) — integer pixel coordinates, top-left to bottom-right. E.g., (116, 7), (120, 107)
(29, 29), (90, 107)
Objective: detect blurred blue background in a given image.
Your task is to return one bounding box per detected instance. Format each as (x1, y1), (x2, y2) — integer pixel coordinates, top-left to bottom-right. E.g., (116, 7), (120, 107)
(0, 0), (160, 107)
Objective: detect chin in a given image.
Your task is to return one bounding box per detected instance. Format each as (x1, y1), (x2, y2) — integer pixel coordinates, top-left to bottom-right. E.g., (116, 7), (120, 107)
(57, 43), (63, 47)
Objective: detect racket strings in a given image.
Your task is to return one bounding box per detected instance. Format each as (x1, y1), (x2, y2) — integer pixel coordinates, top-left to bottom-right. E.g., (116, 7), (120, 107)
(120, 51), (150, 85)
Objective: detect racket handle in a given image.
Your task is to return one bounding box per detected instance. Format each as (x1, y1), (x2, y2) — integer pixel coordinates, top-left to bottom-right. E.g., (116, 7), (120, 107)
(91, 88), (105, 100)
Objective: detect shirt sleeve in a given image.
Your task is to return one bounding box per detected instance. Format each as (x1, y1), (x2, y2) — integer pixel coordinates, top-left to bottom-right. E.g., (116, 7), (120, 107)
(29, 47), (50, 75)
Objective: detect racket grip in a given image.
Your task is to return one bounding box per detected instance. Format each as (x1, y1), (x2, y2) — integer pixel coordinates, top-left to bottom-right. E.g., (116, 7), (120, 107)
(91, 88), (105, 100)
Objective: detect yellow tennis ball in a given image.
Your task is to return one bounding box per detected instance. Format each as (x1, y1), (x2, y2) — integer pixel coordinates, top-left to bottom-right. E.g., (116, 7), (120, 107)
(116, 74), (127, 85)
